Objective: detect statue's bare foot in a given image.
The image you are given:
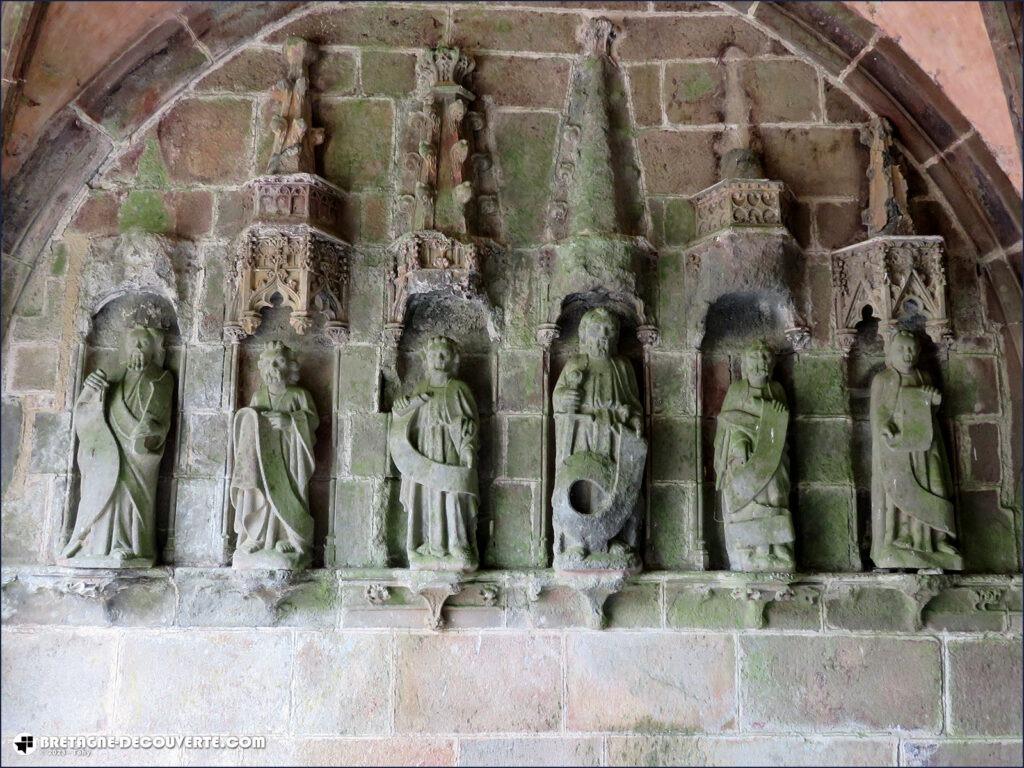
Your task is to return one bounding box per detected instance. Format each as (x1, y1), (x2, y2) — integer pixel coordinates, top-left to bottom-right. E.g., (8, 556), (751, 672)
(565, 545), (587, 559)
(936, 540), (959, 556)
(275, 541), (295, 554)
(609, 541), (628, 556)
(239, 540), (259, 554)
(110, 549), (130, 562)
(893, 536), (913, 550)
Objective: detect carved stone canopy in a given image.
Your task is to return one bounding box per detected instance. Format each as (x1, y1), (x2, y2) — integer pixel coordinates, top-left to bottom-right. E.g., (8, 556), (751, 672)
(831, 235), (950, 352)
(693, 179), (790, 240)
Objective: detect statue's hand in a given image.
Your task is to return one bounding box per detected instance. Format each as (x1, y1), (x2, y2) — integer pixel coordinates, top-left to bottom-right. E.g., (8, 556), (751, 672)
(629, 416), (643, 436)
(83, 370), (109, 395)
(555, 390), (581, 413)
(393, 395), (410, 413)
(265, 412), (289, 430)
(923, 385), (942, 406)
(768, 400), (787, 416)
(882, 421), (898, 445)
(461, 450), (475, 469)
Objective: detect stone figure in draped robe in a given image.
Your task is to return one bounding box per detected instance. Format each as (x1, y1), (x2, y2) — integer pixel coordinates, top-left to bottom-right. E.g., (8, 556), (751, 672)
(62, 323), (174, 568)
(551, 307), (647, 571)
(870, 331), (962, 570)
(389, 336), (480, 572)
(713, 341), (795, 572)
(231, 342), (318, 570)
(267, 37), (325, 175)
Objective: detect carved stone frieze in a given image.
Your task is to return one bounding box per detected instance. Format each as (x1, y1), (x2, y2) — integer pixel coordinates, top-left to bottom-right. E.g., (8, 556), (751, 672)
(831, 235), (950, 352)
(386, 230), (481, 328)
(251, 174), (343, 235)
(693, 179), (789, 239)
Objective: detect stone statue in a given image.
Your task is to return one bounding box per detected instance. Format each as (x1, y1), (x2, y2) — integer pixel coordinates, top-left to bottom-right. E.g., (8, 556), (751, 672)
(62, 322), (174, 568)
(551, 307), (647, 571)
(389, 336), (480, 572)
(870, 331), (962, 570)
(231, 342), (318, 570)
(713, 341), (795, 571)
(267, 37), (325, 175)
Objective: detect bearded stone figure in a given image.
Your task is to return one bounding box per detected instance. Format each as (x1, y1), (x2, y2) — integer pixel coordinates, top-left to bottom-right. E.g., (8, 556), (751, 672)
(389, 336), (480, 572)
(231, 342), (318, 570)
(713, 341), (795, 572)
(870, 330), (962, 570)
(551, 307), (647, 572)
(62, 322), (174, 568)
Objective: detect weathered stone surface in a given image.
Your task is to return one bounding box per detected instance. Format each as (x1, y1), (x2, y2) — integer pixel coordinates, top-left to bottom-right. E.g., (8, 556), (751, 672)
(1, 396), (23, 496)
(618, 15), (780, 61)
(902, 740), (1024, 767)
(964, 422), (1002, 486)
(740, 59), (820, 124)
(185, 412), (229, 476)
(791, 419), (853, 484)
(287, 738), (456, 767)
(175, 569), (336, 627)
(566, 633), (735, 732)
(184, 2), (305, 56)
(292, 632), (391, 735)
(651, 352), (697, 415)
(2, 628), (116, 733)
(497, 349), (543, 413)
(958, 490), (1019, 574)
(493, 111), (558, 245)
(759, 127), (867, 198)
(458, 737), (602, 767)
(172, 478), (224, 565)
(948, 638), (1023, 736)
(157, 98), (253, 184)
(627, 64), (662, 128)
(473, 55), (571, 110)
(824, 586), (917, 631)
(667, 586), (762, 630)
(320, 100), (394, 191)
(504, 416), (542, 479)
(604, 582), (662, 628)
(27, 410), (70, 474)
(453, 8), (581, 53)
(607, 735), (897, 767)
(790, 355), (846, 416)
(664, 62), (723, 125)
(652, 417), (698, 482)
(816, 201), (864, 250)
(395, 633), (561, 733)
(943, 355), (1001, 415)
(349, 412), (390, 478)
(268, 6), (445, 47)
(647, 483), (698, 570)
(6, 343), (58, 393)
(740, 636), (941, 732)
(182, 345), (225, 411)
(637, 129), (719, 195)
(361, 50), (416, 96)
(484, 481), (536, 568)
(116, 631), (292, 732)
(197, 48), (285, 93)
(0, 477), (46, 564)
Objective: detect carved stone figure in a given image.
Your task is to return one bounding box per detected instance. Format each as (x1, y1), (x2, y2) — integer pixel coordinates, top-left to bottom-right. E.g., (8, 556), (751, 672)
(389, 336), (480, 572)
(870, 331), (962, 570)
(231, 342), (318, 570)
(552, 307), (646, 571)
(267, 37), (325, 175)
(713, 341), (795, 572)
(62, 323), (174, 568)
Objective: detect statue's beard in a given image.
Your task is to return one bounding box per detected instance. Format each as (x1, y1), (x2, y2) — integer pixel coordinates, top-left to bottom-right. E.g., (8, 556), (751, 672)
(127, 350), (148, 370)
(586, 341), (610, 358)
(264, 370), (286, 390)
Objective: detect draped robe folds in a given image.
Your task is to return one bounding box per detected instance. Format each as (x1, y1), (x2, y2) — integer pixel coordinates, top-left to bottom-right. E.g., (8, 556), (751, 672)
(870, 367), (960, 569)
(392, 378), (480, 570)
(230, 385), (318, 562)
(63, 367), (173, 564)
(713, 380), (794, 570)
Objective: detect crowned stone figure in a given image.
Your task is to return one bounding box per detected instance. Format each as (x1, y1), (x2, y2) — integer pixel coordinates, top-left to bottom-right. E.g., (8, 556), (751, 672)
(870, 330), (962, 570)
(231, 342), (318, 570)
(62, 320), (174, 568)
(713, 340), (795, 571)
(551, 307), (647, 572)
(389, 335), (480, 572)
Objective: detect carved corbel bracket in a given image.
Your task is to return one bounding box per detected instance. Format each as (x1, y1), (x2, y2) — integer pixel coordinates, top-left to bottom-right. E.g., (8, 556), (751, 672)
(559, 571), (628, 629)
(399, 571), (464, 630)
(693, 179), (790, 240)
(831, 235), (951, 354)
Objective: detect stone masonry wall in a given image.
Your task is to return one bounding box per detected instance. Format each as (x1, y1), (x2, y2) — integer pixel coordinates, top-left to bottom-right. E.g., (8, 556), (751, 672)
(1, 3), (1021, 766)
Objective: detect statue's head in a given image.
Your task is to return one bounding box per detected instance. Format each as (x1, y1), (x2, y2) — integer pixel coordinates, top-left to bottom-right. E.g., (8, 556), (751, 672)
(258, 341), (300, 392)
(887, 330), (920, 375)
(741, 340), (774, 387)
(579, 307), (619, 359)
(424, 335), (459, 376)
(123, 324), (165, 371)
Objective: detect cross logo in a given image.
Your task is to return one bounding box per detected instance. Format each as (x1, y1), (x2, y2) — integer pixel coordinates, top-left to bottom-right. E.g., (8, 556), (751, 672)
(13, 734), (35, 755)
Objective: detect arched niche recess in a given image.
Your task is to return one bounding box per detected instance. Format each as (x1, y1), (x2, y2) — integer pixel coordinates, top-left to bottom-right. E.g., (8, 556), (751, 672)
(231, 302), (337, 568)
(384, 290), (497, 568)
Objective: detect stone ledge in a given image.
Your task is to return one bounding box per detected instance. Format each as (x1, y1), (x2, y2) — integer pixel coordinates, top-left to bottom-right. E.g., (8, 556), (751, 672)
(2, 566), (1019, 632)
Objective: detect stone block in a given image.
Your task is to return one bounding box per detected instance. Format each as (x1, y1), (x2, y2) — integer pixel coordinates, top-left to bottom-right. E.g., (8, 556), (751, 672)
(347, 263), (386, 344)
(484, 481), (536, 568)
(739, 636), (941, 732)
(181, 3), (303, 57)
(1, 397), (23, 496)
(268, 5), (445, 47)
(28, 410), (71, 474)
(604, 582), (661, 628)
(320, 100), (394, 191)
(664, 197), (696, 246)
(349, 412), (390, 478)
(175, 569), (337, 628)
(618, 15), (780, 61)
(287, 738), (456, 767)
(759, 127), (867, 199)
(1, 476), (46, 564)
(902, 740), (1023, 767)
(763, 591), (822, 630)
(664, 62), (724, 125)
(473, 54), (571, 110)
(2, 628), (117, 733)
(497, 349), (543, 413)
(185, 412), (229, 476)
(651, 417), (698, 482)
(458, 738), (602, 767)
(183, 345), (225, 410)
(70, 191), (123, 235)
(791, 419), (854, 484)
(752, 2), (875, 76)
(922, 588), (1007, 633)
(361, 50), (417, 96)
(667, 587), (762, 630)
(493, 111), (558, 245)
(740, 59), (820, 124)
(116, 630), (292, 733)
(794, 486), (859, 572)
(307, 51), (358, 95)
(816, 201), (864, 250)
(452, 8), (580, 53)
(651, 351), (697, 415)
(824, 586), (917, 632)
(197, 48), (286, 93)
(566, 633), (735, 732)
(790, 355), (847, 416)
(395, 634), (561, 733)
(172, 478), (224, 566)
(504, 415), (542, 480)
(607, 735), (897, 766)
(157, 98), (253, 185)
(637, 129), (719, 195)
(292, 632), (391, 735)
(7, 343), (58, 393)
(942, 355), (1000, 416)
(959, 490), (1019, 574)
(948, 639), (1023, 737)
(627, 64), (662, 128)
(335, 345), (379, 413)
(197, 245), (228, 342)
(964, 422), (1001, 486)
(647, 483), (698, 570)
(332, 479), (376, 568)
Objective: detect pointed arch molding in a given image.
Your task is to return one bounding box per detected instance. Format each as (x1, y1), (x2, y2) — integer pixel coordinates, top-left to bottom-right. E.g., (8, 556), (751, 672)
(1, 2), (1020, 344)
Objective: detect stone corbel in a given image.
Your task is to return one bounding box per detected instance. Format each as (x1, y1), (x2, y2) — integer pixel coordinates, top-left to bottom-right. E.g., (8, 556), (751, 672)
(399, 571), (465, 630)
(560, 571), (628, 629)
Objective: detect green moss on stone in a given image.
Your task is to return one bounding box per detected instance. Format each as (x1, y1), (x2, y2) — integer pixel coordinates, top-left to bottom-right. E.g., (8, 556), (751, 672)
(136, 139), (170, 189)
(49, 244), (67, 276)
(118, 190), (172, 234)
